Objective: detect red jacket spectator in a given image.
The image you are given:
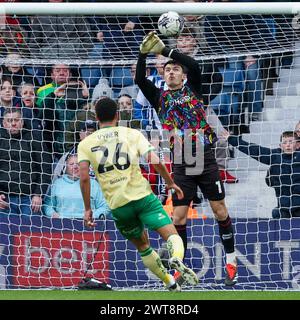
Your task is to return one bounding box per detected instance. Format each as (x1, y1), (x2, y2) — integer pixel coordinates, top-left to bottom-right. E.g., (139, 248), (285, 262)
(0, 7), (28, 57)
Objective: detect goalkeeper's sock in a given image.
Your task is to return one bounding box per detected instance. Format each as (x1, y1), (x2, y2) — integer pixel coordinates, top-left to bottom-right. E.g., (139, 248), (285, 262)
(167, 234), (185, 261)
(140, 247), (174, 287)
(226, 252), (237, 266)
(217, 215), (235, 254)
(174, 224), (187, 256)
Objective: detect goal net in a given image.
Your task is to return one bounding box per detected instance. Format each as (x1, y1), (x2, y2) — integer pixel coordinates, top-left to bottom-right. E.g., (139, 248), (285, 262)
(0, 2), (300, 291)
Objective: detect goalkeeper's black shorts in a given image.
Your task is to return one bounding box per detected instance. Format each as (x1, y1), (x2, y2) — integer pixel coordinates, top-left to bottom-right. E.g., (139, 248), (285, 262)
(172, 152), (225, 206)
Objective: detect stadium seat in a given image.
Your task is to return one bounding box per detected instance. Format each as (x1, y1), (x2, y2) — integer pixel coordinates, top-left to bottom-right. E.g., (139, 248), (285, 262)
(110, 67), (134, 89)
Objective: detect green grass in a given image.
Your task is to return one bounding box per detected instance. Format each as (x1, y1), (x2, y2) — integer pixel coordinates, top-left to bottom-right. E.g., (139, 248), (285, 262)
(0, 290), (300, 300)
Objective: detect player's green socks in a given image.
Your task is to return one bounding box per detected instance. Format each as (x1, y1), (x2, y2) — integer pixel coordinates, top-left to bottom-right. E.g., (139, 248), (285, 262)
(140, 247), (174, 286)
(167, 234), (185, 261)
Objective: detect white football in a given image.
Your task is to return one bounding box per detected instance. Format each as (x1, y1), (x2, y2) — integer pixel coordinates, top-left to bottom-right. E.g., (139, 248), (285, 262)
(158, 11), (184, 37)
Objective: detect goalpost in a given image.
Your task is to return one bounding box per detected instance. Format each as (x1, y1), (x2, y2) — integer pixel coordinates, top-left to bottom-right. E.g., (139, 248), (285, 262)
(0, 2), (300, 291)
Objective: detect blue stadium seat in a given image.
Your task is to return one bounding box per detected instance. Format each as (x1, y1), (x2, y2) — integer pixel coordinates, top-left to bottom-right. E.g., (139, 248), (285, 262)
(110, 67), (134, 88)
(220, 66), (245, 92)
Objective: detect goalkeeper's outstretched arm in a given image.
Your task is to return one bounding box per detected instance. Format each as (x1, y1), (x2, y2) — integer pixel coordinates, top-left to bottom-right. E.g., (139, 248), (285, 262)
(137, 31), (202, 97)
(135, 52), (161, 110)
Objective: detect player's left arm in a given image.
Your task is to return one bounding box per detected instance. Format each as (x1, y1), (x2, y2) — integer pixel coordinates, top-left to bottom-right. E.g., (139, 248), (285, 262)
(79, 160), (96, 227)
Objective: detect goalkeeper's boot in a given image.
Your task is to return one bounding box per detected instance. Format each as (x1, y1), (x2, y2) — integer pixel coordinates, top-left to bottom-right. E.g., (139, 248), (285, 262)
(169, 257), (198, 286)
(225, 263), (238, 286)
(174, 271), (185, 286)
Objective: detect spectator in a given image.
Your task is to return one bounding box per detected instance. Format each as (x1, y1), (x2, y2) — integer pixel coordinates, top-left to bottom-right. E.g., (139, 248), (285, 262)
(0, 78), (16, 124)
(168, 0), (208, 51)
(243, 55), (264, 122)
(17, 82), (42, 130)
(0, 108), (52, 216)
(209, 60), (245, 129)
(204, 4), (264, 124)
(2, 53), (39, 87)
(76, 120), (97, 146)
(36, 64), (71, 108)
(118, 94), (133, 121)
(262, 6), (295, 73)
(64, 107), (96, 152)
(44, 154), (109, 219)
(28, 0), (93, 59)
(118, 64), (140, 100)
(0, 78), (15, 107)
(91, 78), (114, 104)
(0, 12), (29, 57)
(83, 10), (143, 88)
(55, 118), (98, 183)
(226, 130), (300, 218)
(204, 1), (264, 54)
(69, 119), (97, 156)
(36, 64), (89, 157)
(182, 0), (208, 52)
(89, 13), (143, 60)
(210, 55), (263, 132)
(118, 94), (141, 129)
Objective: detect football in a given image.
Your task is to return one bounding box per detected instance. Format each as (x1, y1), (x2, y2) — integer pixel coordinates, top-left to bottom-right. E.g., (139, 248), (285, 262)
(158, 11), (184, 37)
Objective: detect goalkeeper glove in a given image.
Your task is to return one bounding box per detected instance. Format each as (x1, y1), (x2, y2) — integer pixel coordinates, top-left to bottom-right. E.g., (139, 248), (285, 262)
(140, 31), (165, 55)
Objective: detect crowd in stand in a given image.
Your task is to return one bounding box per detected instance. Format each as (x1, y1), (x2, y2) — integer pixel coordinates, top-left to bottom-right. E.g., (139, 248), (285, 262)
(0, 0), (298, 218)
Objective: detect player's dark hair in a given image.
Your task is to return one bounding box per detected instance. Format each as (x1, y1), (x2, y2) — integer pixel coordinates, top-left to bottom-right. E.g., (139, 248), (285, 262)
(163, 59), (187, 74)
(95, 97), (118, 122)
(280, 131), (297, 141)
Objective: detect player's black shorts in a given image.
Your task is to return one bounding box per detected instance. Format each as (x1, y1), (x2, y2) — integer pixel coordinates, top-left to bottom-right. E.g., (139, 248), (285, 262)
(172, 148), (225, 206)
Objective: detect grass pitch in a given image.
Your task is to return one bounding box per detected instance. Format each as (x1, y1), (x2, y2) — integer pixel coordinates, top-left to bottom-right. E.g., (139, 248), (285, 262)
(0, 290), (300, 300)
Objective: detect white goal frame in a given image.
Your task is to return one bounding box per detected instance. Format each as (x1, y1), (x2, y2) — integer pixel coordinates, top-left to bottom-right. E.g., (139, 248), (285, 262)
(0, 1), (300, 291)
(1, 2), (300, 15)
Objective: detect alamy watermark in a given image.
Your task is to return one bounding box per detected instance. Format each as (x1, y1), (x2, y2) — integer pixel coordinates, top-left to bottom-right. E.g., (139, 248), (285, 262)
(143, 128), (205, 176)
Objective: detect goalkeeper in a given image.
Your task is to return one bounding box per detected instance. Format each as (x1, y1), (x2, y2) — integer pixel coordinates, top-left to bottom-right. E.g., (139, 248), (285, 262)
(78, 97), (198, 291)
(135, 32), (237, 286)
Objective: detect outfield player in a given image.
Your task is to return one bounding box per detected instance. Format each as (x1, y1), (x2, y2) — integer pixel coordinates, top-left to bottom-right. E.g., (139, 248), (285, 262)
(78, 97), (198, 291)
(135, 32), (238, 286)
